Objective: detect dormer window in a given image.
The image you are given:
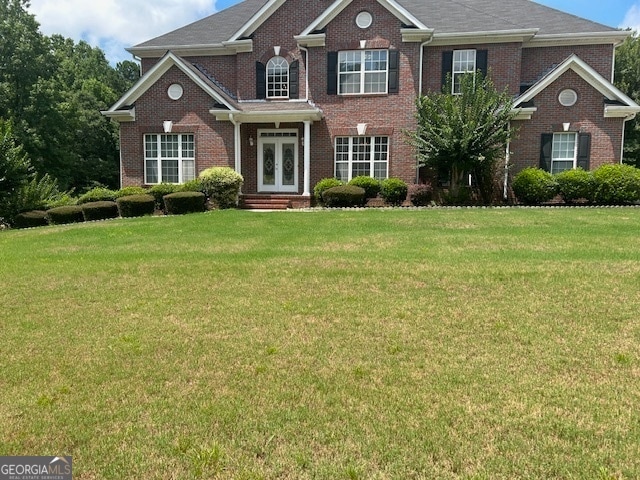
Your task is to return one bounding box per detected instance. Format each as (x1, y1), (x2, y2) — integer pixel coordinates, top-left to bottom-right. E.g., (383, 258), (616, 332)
(267, 56), (289, 98)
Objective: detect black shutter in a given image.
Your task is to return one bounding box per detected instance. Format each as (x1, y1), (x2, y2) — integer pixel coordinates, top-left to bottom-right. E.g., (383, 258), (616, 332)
(540, 133), (553, 172)
(442, 51), (453, 92)
(388, 50), (399, 94)
(476, 50), (488, 76)
(256, 61), (266, 99)
(327, 52), (338, 95)
(577, 133), (591, 170)
(289, 60), (299, 99)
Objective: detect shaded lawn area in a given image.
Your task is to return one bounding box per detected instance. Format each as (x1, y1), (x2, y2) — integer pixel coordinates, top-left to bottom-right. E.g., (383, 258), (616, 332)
(1, 208), (639, 479)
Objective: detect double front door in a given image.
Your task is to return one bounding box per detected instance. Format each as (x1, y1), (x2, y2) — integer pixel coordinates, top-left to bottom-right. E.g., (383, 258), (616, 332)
(258, 130), (298, 193)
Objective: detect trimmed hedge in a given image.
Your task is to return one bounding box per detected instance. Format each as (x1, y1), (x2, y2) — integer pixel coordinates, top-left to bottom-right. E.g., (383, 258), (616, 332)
(314, 178), (345, 205)
(348, 176), (381, 199)
(513, 168), (558, 205)
(180, 179), (204, 193)
(199, 167), (244, 209)
(163, 192), (206, 215)
(81, 201), (119, 221)
(380, 178), (408, 206)
(77, 187), (117, 205)
(148, 183), (182, 209)
(322, 185), (366, 207)
(114, 186), (147, 198)
(408, 183), (433, 206)
(592, 164), (640, 204)
(116, 194), (156, 218)
(46, 206), (85, 225)
(14, 210), (48, 229)
(556, 168), (594, 204)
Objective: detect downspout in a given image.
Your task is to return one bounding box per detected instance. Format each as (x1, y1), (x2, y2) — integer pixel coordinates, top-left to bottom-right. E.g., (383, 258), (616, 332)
(298, 45), (310, 101)
(417, 36), (434, 183)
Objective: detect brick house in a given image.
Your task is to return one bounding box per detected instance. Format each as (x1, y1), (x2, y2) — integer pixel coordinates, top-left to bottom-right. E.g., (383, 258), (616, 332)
(103, 0), (640, 207)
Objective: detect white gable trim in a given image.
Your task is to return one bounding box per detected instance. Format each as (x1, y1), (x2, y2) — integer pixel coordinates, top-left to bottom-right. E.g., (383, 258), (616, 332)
(229, 0), (288, 42)
(515, 54), (640, 119)
(299, 0), (429, 37)
(104, 52), (236, 115)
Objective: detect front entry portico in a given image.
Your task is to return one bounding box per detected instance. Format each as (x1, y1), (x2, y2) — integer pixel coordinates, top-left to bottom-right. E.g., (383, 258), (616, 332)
(258, 130), (298, 192)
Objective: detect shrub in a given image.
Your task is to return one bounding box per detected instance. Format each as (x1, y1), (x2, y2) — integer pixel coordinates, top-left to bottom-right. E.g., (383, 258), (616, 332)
(591, 164), (640, 204)
(116, 194), (156, 218)
(199, 167), (243, 209)
(180, 179), (204, 193)
(313, 178), (345, 205)
(348, 176), (381, 199)
(380, 178), (408, 206)
(13, 210), (48, 229)
(322, 185), (366, 207)
(45, 193), (76, 209)
(77, 187), (117, 205)
(512, 168), (558, 205)
(46, 205), (85, 225)
(148, 183), (182, 209)
(81, 201), (119, 221)
(114, 186), (147, 198)
(408, 183), (434, 206)
(555, 168), (594, 204)
(163, 192), (206, 215)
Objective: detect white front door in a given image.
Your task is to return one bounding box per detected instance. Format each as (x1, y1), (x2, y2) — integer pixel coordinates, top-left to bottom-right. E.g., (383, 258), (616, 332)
(258, 130), (298, 193)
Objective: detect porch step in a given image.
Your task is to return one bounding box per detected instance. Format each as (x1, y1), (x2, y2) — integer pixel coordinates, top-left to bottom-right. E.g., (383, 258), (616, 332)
(240, 195), (293, 210)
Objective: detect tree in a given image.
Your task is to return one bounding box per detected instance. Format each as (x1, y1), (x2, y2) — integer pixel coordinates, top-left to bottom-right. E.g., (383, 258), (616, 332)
(0, 120), (33, 221)
(406, 72), (518, 203)
(615, 31), (640, 168)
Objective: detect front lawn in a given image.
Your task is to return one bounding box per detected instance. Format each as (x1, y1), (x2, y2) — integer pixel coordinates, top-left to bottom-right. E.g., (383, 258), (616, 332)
(1, 208), (639, 479)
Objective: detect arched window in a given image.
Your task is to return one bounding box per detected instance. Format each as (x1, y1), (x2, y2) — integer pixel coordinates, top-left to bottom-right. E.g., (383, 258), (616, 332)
(267, 56), (289, 98)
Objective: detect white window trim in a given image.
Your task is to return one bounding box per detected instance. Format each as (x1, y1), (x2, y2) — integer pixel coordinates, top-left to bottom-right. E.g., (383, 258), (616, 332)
(452, 49), (477, 95)
(551, 132), (578, 174)
(338, 50), (388, 96)
(144, 133), (195, 185)
(267, 56), (289, 99)
(334, 136), (389, 181)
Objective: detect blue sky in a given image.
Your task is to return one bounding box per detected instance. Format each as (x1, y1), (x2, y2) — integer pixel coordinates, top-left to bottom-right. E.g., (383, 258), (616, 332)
(27, 0), (640, 65)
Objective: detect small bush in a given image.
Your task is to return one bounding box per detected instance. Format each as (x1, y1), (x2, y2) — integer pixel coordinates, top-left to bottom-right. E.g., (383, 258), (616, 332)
(348, 176), (381, 199)
(81, 201), (119, 221)
(148, 183), (182, 209)
(199, 167), (244, 209)
(114, 186), (147, 198)
(512, 168), (558, 205)
(408, 183), (434, 206)
(77, 187), (117, 205)
(555, 168), (594, 204)
(322, 185), (366, 207)
(163, 192), (206, 215)
(314, 178), (345, 205)
(180, 179), (204, 193)
(46, 205), (85, 225)
(116, 194), (156, 218)
(380, 178), (408, 206)
(13, 210), (48, 229)
(45, 193), (77, 209)
(591, 164), (640, 204)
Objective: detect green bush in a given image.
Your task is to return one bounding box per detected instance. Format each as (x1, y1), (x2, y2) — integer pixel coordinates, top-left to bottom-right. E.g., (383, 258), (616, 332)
(116, 194), (156, 218)
(163, 192), (206, 215)
(45, 193), (77, 209)
(77, 187), (117, 205)
(81, 201), (119, 221)
(148, 183), (182, 209)
(199, 167), (244, 209)
(591, 164), (640, 204)
(114, 186), (147, 198)
(555, 168), (594, 204)
(13, 210), (48, 229)
(348, 176), (381, 199)
(322, 185), (366, 207)
(380, 178), (408, 206)
(512, 168), (558, 205)
(46, 206), (85, 225)
(313, 178), (345, 204)
(408, 183), (433, 206)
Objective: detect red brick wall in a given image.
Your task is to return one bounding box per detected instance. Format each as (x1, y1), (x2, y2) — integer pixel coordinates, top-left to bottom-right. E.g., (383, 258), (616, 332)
(521, 45), (614, 84)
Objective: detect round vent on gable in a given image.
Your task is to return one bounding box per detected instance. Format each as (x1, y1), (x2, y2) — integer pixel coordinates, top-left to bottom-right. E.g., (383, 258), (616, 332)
(168, 84), (184, 101)
(559, 89), (578, 107)
(356, 11), (373, 29)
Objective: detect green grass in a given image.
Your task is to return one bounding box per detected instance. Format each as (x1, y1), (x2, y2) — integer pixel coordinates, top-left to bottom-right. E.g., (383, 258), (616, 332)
(1, 208), (639, 479)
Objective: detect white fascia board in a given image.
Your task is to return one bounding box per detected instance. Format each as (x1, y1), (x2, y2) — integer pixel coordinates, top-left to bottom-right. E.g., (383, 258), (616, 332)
(510, 107), (537, 121)
(294, 34), (327, 48)
(524, 31), (631, 48)
(605, 105), (640, 119)
(127, 41), (252, 58)
(211, 109), (323, 124)
(101, 108), (136, 122)
(428, 29), (539, 46)
(401, 28), (434, 43)
(229, 0), (287, 41)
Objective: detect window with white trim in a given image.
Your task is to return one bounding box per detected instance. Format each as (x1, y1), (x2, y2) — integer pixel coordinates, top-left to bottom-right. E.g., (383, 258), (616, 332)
(551, 132), (578, 174)
(338, 50), (388, 95)
(452, 49), (476, 94)
(144, 134), (195, 184)
(267, 56), (289, 98)
(335, 136), (389, 181)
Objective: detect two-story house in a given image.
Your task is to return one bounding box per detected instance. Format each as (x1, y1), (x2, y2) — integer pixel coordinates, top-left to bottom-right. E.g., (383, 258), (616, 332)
(103, 0), (640, 207)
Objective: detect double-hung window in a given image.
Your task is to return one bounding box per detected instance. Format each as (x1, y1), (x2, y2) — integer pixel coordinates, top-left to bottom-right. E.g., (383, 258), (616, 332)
(551, 132), (578, 174)
(144, 134), (195, 184)
(335, 136), (389, 181)
(338, 50), (388, 95)
(452, 49), (476, 94)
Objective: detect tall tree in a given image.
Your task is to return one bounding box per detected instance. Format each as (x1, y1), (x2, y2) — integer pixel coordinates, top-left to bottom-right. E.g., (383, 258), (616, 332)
(615, 32), (640, 168)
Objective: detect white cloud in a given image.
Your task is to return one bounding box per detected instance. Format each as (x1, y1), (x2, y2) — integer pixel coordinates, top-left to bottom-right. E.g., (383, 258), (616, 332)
(27, 0), (217, 64)
(620, 3), (640, 32)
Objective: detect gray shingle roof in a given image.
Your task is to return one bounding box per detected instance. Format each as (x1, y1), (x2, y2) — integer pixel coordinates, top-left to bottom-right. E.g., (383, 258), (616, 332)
(133, 0), (616, 50)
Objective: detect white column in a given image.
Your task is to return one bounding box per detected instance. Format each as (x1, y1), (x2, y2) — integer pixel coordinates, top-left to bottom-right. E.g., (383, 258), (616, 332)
(303, 120), (311, 196)
(234, 121), (242, 175)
